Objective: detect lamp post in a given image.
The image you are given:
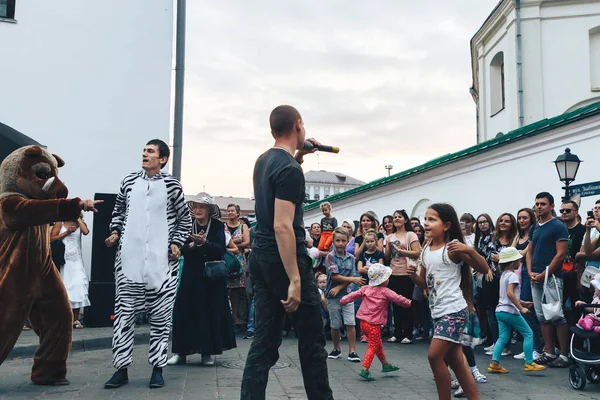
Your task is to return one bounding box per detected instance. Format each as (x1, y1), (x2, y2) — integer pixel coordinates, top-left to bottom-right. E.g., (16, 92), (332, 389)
(385, 165), (393, 177)
(553, 148), (582, 203)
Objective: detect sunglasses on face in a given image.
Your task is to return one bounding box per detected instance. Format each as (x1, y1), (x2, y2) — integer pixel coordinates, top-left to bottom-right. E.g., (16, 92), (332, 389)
(559, 209), (573, 214)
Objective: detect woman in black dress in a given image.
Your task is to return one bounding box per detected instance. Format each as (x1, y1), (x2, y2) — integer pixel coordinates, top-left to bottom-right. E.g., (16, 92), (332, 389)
(168, 193), (236, 366)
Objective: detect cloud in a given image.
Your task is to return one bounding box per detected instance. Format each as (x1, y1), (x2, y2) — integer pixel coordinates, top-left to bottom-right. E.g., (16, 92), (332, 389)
(180, 0), (500, 197)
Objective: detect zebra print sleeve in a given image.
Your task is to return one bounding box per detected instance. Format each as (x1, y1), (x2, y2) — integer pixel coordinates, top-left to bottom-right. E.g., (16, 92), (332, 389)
(168, 179), (192, 248)
(109, 173), (136, 234)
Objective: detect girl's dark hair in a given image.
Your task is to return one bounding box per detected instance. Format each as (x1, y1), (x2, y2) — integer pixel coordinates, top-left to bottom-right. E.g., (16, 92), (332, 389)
(492, 213), (518, 244)
(382, 215), (394, 234)
(392, 209), (414, 233)
(426, 203), (473, 307)
(413, 224), (425, 245)
(516, 208), (536, 238)
(357, 212), (376, 237)
(474, 213), (495, 250)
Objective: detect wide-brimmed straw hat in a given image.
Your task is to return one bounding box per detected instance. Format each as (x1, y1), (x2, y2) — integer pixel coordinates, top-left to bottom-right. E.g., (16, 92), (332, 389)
(368, 263), (393, 287)
(499, 247), (522, 264)
(187, 192), (221, 219)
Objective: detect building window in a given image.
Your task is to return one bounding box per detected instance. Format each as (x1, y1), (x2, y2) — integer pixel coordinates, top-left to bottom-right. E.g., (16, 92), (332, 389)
(305, 193), (310, 201)
(490, 52), (505, 115)
(590, 27), (600, 91)
(0, 0), (16, 20)
(314, 194), (320, 201)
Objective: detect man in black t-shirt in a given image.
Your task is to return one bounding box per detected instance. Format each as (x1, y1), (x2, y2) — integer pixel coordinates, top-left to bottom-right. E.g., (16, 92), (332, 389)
(560, 200), (587, 326)
(241, 105), (333, 400)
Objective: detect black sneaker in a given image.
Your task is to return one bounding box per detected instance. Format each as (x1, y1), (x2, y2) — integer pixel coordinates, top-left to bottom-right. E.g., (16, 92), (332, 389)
(149, 367), (164, 389)
(104, 369), (128, 389)
(534, 353), (557, 365)
(243, 330), (255, 339)
(328, 349), (342, 359)
(348, 352), (361, 362)
(547, 356), (572, 368)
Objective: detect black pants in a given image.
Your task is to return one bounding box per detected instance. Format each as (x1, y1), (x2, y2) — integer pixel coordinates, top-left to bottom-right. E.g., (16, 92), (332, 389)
(388, 275), (415, 340)
(241, 251), (333, 400)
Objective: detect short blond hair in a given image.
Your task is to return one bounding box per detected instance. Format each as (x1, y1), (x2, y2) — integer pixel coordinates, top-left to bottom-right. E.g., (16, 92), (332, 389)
(320, 202), (332, 210)
(333, 226), (349, 240)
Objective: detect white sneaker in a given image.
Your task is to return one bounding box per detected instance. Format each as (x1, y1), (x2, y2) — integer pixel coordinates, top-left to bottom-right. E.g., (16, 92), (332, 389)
(401, 338), (413, 344)
(472, 369), (487, 383)
(167, 354), (186, 365)
(485, 349), (494, 356)
(387, 336), (397, 343)
(533, 350), (543, 360)
(484, 343), (495, 352)
(513, 352), (525, 360)
(202, 355), (215, 366)
(501, 349), (512, 357)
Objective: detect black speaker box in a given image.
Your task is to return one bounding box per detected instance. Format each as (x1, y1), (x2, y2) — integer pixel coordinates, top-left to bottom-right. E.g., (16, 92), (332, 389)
(85, 281), (115, 327)
(91, 193), (117, 283)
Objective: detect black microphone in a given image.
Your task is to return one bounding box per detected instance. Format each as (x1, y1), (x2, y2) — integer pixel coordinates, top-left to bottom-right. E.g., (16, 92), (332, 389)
(302, 141), (339, 154)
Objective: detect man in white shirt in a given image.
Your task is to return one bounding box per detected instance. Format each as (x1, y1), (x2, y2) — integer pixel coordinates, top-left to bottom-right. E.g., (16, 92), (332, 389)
(103, 140), (192, 389)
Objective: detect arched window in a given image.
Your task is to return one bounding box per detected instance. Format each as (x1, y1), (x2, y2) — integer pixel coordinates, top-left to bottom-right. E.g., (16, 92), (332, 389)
(495, 132), (504, 138)
(590, 26), (600, 91)
(490, 52), (505, 115)
(314, 194), (320, 201)
(411, 199), (432, 223)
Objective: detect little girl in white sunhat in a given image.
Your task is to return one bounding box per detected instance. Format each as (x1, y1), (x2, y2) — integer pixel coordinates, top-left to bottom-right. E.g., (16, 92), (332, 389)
(340, 263), (411, 381)
(488, 247), (546, 374)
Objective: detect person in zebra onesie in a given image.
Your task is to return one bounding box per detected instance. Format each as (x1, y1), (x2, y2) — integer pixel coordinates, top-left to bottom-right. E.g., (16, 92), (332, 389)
(103, 139), (192, 389)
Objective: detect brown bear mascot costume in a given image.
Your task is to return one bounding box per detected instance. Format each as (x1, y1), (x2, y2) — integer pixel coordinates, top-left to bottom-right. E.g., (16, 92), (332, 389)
(0, 145), (101, 385)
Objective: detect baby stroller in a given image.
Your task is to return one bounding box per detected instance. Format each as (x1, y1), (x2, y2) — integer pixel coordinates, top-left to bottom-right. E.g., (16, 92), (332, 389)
(569, 303), (600, 390)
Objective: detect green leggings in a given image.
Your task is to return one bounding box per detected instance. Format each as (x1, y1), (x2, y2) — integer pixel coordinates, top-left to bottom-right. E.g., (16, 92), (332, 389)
(493, 311), (533, 364)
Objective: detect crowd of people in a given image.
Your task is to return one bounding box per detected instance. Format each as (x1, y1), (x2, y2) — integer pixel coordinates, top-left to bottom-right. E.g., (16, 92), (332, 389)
(302, 194), (600, 397)
(37, 105), (600, 400)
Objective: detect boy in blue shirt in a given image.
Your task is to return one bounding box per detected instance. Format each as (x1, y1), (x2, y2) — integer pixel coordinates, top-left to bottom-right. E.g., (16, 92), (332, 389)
(325, 227), (365, 362)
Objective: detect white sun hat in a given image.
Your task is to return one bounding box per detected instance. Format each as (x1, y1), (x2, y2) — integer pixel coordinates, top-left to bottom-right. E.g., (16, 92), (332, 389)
(368, 263), (393, 287)
(499, 247), (523, 264)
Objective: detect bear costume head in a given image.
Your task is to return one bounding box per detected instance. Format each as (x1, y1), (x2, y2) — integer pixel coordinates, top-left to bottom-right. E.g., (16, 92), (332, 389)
(0, 145), (69, 200)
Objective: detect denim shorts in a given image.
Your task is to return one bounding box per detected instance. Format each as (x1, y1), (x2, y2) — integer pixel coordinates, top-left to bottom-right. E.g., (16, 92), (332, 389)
(432, 308), (469, 344)
(531, 275), (566, 325)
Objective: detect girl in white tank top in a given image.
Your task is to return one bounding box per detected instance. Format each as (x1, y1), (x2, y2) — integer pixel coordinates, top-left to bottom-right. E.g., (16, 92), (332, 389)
(407, 204), (489, 400)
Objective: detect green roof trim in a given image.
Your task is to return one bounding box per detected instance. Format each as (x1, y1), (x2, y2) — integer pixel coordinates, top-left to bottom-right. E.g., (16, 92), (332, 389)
(305, 100), (600, 212)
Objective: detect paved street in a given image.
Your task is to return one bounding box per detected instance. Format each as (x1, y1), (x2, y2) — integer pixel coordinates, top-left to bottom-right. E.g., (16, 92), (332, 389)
(2, 334), (599, 400)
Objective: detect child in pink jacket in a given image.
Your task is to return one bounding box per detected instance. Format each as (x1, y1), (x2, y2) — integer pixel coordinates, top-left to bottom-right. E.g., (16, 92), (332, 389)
(341, 263), (411, 381)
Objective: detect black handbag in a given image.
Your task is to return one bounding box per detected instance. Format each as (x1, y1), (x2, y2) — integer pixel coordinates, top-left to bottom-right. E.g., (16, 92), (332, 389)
(50, 240), (66, 269)
(204, 260), (230, 280)
(198, 219), (242, 280)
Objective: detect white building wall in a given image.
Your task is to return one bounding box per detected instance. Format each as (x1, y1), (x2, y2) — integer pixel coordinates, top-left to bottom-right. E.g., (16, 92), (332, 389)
(0, 1), (175, 272)
(304, 117), (600, 226)
(476, 0), (600, 142)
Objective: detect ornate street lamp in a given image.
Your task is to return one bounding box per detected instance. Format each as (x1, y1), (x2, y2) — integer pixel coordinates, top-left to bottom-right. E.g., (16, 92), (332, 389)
(553, 148), (582, 202)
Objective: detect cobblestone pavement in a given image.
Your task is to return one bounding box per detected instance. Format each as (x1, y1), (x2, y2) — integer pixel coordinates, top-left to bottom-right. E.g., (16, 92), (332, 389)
(2, 335), (600, 399)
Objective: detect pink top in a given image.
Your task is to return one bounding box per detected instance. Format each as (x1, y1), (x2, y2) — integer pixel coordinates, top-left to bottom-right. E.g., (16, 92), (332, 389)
(387, 231), (419, 276)
(340, 286), (411, 326)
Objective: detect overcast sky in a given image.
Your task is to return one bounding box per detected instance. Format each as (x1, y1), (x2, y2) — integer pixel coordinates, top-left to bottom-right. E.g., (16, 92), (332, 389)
(180, 0), (500, 197)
